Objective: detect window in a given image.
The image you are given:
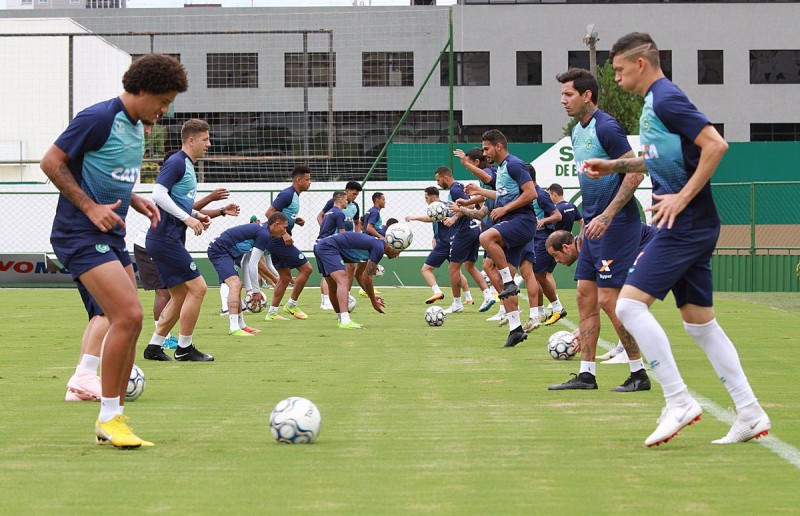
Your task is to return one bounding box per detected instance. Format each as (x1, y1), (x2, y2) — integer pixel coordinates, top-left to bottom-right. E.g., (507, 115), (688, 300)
(38, 0), (48, 4)
(440, 52), (490, 87)
(207, 53), (258, 89)
(658, 50), (672, 81)
(362, 52), (413, 87)
(750, 50), (800, 84)
(567, 50), (610, 71)
(21, 0), (32, 4)
(516, 51), (542, 86)
(750, 123), (800, 142)
(285, 52), (336, 88)
(698, 50), (724, 84)
(70, 0), (80, 4)
(712, 123), (724, 138)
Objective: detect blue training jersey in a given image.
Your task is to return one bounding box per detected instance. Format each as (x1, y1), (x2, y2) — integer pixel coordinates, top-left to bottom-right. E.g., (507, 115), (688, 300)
(322, 198), (360, 232)
(317, 205), (345, 240)
(480, 167), (497, 231)
(555, 200), (582, 233)
(491, 153), (535, 220)
(362, 206), (385, 236)
(148, 150), (197, 243)
(50, 97), (143, 249)
(640, 78), (719, 227)
(533, 185), (558, 234)
(449, 181), (479, 232)
(571, 109), (636, 223)
(213, 223), (271, 259)
(272, 185), (301, 234)
(319, 231), (385, 264)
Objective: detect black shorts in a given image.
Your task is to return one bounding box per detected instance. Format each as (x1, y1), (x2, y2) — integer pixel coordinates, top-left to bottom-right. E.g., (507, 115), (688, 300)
(133, 244), (165, 291)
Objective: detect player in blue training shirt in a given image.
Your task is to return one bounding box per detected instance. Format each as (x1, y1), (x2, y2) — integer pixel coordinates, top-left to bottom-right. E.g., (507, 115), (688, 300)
(548, 68), (652, 393)
(362, 192), (387, 238)
(313, 231), (402, 329)
(315, 191), (347, 309)
(316, 181), (362, 309)
(41, 54), (187, 449)
(585, 33), (770, 447)
(263, 165), (313, 321)
(207, 212), (289, 338)
(144, 119), (229, 363)
(547, 183), (584, 234)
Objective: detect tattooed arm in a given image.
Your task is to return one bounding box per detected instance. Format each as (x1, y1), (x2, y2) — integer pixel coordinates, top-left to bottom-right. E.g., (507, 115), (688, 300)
(585, 151), (644, 240)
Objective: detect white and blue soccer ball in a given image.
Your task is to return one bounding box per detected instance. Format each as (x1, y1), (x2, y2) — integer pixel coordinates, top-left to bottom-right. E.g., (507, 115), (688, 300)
(348, 294), (357, 312)
(425, 305), (446, 327)
(385, 223), (413, 251)
(126, 364), (146, 401)
(426, 201), (448, 222)
(269, 397), (322, 444)
(245, 291), (264, 313)
(375, 264), (385, 277)
(547, 331), (577, 360)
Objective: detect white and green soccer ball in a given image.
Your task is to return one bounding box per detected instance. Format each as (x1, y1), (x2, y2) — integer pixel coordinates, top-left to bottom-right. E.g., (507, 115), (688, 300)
(426, 201), (448, 222)
(385, 223), (413, 251)
(547, 331), (577, 360)
(425, 305), (446, 327)
(348, 294), (357, 312)
(126, 364), (146, 401)
(269, 397), (322, 444)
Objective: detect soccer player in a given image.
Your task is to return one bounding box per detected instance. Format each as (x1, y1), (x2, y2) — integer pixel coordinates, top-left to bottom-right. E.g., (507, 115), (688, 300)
(316, 191), (347, 309)
(143, 119), (220, 363)
(42, 53), (187, 448)
(547, 183), (584, 234)
(313, 231), (401, 329)
(316, 181), (362, 309)
(207, 213), (290, 336)
(263, 165), (313, 321)
(584, 33), (770, 445)
(362, 192), (387, 238)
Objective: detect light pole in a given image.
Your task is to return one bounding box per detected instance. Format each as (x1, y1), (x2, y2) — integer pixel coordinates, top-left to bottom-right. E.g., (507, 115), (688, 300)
(583, 23), (599, 77)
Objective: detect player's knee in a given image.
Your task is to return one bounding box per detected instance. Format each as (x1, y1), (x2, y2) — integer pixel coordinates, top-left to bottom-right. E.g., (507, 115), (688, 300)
(615, 297), (646, 325)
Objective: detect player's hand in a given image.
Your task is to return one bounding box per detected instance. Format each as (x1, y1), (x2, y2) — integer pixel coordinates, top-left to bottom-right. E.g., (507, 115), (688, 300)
(130, 194), (161, 229)
(442, 216), (456, 227)
(464, 183), (478, 196)
(404, 215), (414, 222)
(536, 219), (545, 229)
(250, 291), (264, 308)
(571, 329), (582, 353)
(184, 215), (205, 236)
(584, 213), (611, 239)
(208, 188), (230, 201)
(371, 295), (385, 314)
(197, 212), (212, 229)
(223, 203), (240, 217)
(648, 193), (689, 230)
(582, 158), (613, 180)
(575, 232), (584, 253)
(283, 232), (294, 245)
(86, 199), (126, 232)
(295, 217), (305, 226)
(490, 206), (508, 221)
(453, 148), (468, 166)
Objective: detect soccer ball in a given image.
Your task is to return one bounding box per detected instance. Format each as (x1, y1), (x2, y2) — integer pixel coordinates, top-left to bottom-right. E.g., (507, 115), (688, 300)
(245, 291), (264, 313)
(426, 201), (448, 222)
(348, 294), (357, 312)
(425, 305), (446, 327)
(547, 331), (577, 360)
(269, 397), (322, 444)
(385, 223), (413, 251)
(126, 364), (145, 401)
(375, 264), (385, 277)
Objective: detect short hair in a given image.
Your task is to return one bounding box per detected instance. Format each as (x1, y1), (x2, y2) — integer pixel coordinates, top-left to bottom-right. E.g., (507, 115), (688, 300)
(482, 129), (508, 148)
(345, 181), (362, 192)
(332, 190), (346, 203)
(385, 218), (398, 230)
(162, 149), (179, 165)
(556, 68), (598, 104)
(524, 163), (537, 182)
(424, 186), (440, 197)
(267, 212), (288, 225)
(466, 147), (488, 168)
(123, 54), (188, 95)
(434, 166), (452, 177)
(372, 192), (384, 203)
(292, 164), (311, 179)
(610, 32), (660, 68)
(548, 183), (564, 197)
(546, 230), (574, 250)
(181, 119), (210, 143)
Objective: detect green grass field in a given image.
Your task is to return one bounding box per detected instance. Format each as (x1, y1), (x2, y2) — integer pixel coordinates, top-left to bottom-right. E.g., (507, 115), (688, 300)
(1, 287), (798, 513)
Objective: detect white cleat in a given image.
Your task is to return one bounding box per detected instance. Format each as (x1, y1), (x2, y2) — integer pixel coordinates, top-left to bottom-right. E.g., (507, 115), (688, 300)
(601, 350), (630, 364)
(645, 398), (703, 447)
(498, 316), (509, 327)
(320, 301), (334, 311)
(712, 413), (771, 444)
(443, 304), (464, 314)
(522, 317), (540, 333)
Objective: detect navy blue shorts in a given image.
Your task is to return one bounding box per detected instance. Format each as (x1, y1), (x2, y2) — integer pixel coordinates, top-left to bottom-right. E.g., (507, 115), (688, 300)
(207, 242), (239, 285)
(575, 217), (641, 288)
(77, 281), (104, 319)
(146, 237), (201, 289)
(520, 238), (536, 265)
(625, 223), (719, 308)
(534, 234), (556, 274)
(449, 226), (480, 264)
(314, 242), (345, 277)
(491, 216), (535, 269)
(266, 237), (308, 270)
(52, 242), (132, 281)
(425, 240), (451, 268)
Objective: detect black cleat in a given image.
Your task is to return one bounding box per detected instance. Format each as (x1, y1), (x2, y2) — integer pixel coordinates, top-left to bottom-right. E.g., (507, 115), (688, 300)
(611, 369), (651, 392)
(498, 281), (519, 299)
(503, 328), (528, 348)
(143, 344), (173, 361)
(174, 344), (214, 362)
(548, 372), (598, 390)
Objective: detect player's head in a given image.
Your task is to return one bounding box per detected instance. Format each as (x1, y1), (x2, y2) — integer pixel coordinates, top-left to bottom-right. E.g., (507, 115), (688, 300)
(547, 183), (564, 201)
(434, 166), (453, 189)
(385, 218), (398, 230)
(481, 129), (508, 165)
(424, 186), (440, 204)
(556, 68), (598, 117)
(372, 192), (385, 208)
(466, 147), (489, 169)
(524, 163), (537, 183)
(610, 32), (661, 95)
(181, 119), (211, 159)
(122, 54), (188, 125)
(546, 230), (578, 266)
(345, 181), (362, 201)
(291, 165), (312, 191)
(383, 242), (401, 259)
(162, 149), (179, 165)
(267, 212), (289, 237)
(332, 190), (347, 208)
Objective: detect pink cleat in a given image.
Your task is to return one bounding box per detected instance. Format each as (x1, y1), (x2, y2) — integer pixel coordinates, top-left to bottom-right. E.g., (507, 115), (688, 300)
(65, 369), (101, 402)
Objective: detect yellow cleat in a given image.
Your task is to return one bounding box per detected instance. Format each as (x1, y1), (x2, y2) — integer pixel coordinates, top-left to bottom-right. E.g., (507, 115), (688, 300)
(425, 292), (445, 304)
(543, 309), (567, 326)
(264, 312), (288, 321)
(283, 305), (308, 320)
(359, 288), (381, 297)
(229, 329), (253, 337)
(337, 321), (364, 330)
(95, 415), (148, 449)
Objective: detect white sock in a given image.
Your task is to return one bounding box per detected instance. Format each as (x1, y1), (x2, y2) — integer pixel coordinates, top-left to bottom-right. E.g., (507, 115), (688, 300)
(496, 305), (507, 316)
(78, 354), (101, 374)
(551, 297), (563, 311)
(482, 288), (492, 299)
(339, 312), (351, 325)
(684, 319), (758, 410)
(453, 297), (463, 308)
(629, 358), (645, 373)
(507, 310), (521, 331)
(432, 284), (442, 295)
(220, 282), (229, 311)
(149, 333), (166, 347)
(536, 305), (545, 318)
(287, 298), (298, 308)
(98, 396), (120, 423)
(616, 298), (686, 399)
(615, 341), (625, 353)
(322, 294), (329, 303)
(238, 313), (246, 329)
(229, 314), (240, 333)
(464, 291), (473, 302)
(529, 308), (537, 319)
(268, 306), (278, 315)
(117, 404), (124, 415)
(178, 334), (192, 349)
(499, 267), (512, 284)
(579, 360), (596, 376)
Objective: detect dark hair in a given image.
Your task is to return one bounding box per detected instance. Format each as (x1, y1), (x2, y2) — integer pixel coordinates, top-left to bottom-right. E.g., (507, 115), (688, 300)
(546, 229), (574, 250)
(372, 192), (384, 203)
(181, 119), (210, 143)
(332, 190), (346, 203)
(292, 164), (311, 179)
(610, 32), (660, 68)
(481, 129), (508, 148)
(123, 54), (188, 95)
(524, 163), (537, 182)
(434, 166), (452, 177)
(548, 183), (564, 196)
(162, 149), (179, 165)
(556, 68), (598, 104)
(466, 147), (488, 168)
(385, 218), (398, 230)
(424, 186), (440, 197)
(345, 181), (362, 192)
(267, 212), (288, 225)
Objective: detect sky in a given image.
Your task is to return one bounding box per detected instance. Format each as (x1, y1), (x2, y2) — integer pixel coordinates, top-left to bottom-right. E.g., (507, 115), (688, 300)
(0, 0), (457, 8)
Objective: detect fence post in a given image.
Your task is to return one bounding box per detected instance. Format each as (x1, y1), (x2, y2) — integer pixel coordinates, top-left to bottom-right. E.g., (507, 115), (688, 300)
(749, 182), (756, 292)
